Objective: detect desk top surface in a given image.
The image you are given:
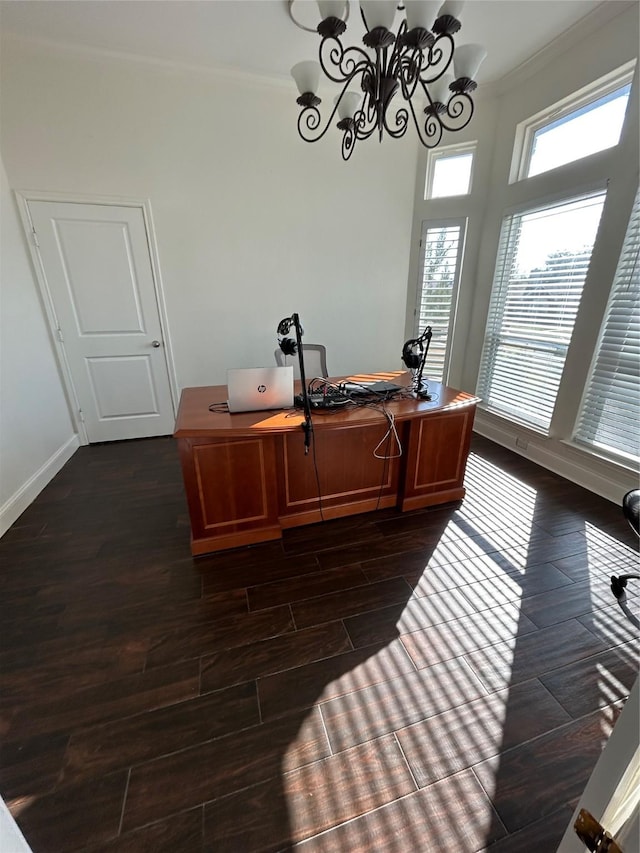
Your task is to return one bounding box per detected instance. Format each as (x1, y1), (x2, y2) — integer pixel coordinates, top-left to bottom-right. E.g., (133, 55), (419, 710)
(174, 372), (479, 438)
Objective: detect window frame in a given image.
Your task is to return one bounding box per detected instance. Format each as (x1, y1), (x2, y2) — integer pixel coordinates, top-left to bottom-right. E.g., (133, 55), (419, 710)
(476, 187), (608, 434)
(424, 141), (476, 200)
(572, 185), (640, 468)
(414, 217), (467, 384)
(510, 60), (636, 184)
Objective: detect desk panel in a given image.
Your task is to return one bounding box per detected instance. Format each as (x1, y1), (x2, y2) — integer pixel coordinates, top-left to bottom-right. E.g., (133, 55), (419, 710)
(174, 376), (478, 554)
(278, 423), (402, 527)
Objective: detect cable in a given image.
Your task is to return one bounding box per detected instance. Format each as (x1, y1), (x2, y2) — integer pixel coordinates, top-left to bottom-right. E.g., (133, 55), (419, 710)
(373, 405), (402, 460)
(611, 573), (640, 627)
(208, 401), (229, 412)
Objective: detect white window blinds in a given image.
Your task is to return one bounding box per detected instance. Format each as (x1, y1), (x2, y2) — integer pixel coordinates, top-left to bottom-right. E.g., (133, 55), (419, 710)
(574, 187), (640, 464)
(477, 191), (606, 432)
(415, 221), (465, 382)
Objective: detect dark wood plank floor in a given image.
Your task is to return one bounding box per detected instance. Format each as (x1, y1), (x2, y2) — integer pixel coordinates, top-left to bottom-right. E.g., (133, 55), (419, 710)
(1, 434), (638, 852)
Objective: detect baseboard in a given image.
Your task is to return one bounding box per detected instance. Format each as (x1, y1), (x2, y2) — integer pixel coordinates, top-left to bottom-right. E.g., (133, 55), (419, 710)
(473, 412), (635, 505)
(0, 434), (79, 537)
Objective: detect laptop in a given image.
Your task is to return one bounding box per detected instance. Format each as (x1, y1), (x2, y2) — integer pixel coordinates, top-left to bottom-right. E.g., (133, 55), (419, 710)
(227, 366), (294, 413)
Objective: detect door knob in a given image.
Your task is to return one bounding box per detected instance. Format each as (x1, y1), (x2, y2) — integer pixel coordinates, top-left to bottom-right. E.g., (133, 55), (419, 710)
(151, 340), (161, 348)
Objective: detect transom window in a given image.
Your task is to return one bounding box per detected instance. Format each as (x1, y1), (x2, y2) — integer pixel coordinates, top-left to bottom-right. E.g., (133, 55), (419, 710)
(512, 62), (635, 182)
(425, 142), (475, 199)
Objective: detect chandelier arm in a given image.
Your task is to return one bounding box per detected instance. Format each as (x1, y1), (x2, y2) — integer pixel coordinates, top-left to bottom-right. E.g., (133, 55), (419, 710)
(319, 36), (374, 85)
(297, 104), (334, 144)
(353, 102), (383, 141)
(387, 19), (409, 78)
(382, 105), (409, 139)
(422, 33), (455, 82)
(408, 88), (445, 148)
(438, 91), (475, 132)
(398, 49), (423, 100)
(341, 124), (357, 160)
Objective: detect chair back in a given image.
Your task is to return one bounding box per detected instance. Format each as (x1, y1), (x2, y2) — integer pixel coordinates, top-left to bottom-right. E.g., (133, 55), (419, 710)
(274, 344), (328, 380)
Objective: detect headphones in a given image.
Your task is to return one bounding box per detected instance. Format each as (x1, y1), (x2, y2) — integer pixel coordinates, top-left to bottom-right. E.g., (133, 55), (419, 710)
(277, 315), (303, 355)
(402, 340), (422, 370)
(402, 326), (433, 371)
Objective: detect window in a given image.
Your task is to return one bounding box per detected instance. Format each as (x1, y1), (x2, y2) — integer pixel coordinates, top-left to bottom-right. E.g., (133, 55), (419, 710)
(414, 220), (465, 382)
(425, 142), (475, 199)
(574, 187), (640, 465)
(513, 63), (635, 181)
(477, 191), (606, 432)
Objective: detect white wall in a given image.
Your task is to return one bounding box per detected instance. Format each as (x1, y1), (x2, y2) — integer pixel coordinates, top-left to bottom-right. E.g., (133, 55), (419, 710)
(406, 3), (639, 502)
(0, 153), (77, 536)
(0, 38), (418, 391)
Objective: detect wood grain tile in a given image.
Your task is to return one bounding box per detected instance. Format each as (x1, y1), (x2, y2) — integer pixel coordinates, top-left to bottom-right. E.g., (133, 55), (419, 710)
(293, 768), (507, 853)
(200, 621), (352, 692)
(520, 577), (623, 628)
(88, 806), (203, 852)
(540, 641), (639, 718)
(360, 547), (436, 584)
(316, 532), (433, 571)
(343, 587), (480, 649)
(319, 658), (487, 753)
(10, 770), (128, 853)
(1, 434), (635, 853)
(200, 550), (320, 595)
(483, 805), (574, 853)
(578, 605), (640, 649)
(122, 707), (330, 832)
(247, 563), (368, 611)
(472, 706), (621, 833)
(291, 577), (413, 629)
(400, 602), (537, 670)
(257, 639), (415, 721)
(61, 681), (259, 785)
(203, 735), (416, 851)
(396, 679), (571, 788)
(145, 605), (294, 668)
(463, 619), (607, 693)
(0, 731), (69, 800)
(1, 636), (149, 706)
(1, 660), (200, 740)
(455, 563), (575, 611)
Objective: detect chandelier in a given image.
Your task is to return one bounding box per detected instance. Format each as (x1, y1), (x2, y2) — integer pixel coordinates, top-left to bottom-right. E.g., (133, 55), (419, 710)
(290, 0), (486, 160)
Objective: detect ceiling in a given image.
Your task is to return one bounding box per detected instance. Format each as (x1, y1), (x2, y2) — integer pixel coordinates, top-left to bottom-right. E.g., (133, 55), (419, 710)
(0, 0), (622, 86)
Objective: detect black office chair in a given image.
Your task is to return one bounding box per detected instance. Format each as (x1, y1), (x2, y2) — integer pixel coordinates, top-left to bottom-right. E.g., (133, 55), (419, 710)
(610, 489), (640, 626)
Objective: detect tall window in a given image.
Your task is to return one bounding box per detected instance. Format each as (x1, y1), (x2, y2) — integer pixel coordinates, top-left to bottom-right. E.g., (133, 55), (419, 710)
(477, 191), (606, 432)
(415, 220), (465, 382)
(574, 187), (640, 465)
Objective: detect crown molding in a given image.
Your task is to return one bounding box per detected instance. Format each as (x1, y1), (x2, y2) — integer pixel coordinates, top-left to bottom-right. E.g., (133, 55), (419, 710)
(493, 0), (638, 96)
(0, 32), (293, 93)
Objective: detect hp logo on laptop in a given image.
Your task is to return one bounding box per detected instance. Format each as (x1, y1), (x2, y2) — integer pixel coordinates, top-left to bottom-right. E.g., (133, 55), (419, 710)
(257, 384), (267, 393)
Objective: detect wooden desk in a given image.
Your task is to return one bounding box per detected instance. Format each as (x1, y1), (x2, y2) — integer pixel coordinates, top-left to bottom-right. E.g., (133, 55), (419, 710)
(174, 373), (478, 555)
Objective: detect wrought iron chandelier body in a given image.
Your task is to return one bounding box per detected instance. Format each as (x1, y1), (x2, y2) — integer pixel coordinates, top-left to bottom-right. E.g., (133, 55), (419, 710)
(291, 1), (486, 160)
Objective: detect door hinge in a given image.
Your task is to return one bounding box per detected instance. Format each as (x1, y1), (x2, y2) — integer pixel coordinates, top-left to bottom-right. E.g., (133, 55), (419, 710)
(31, 228), (40, 248)
(574, 809), (623, 853)
(78, 409), (85, 423)
(56, 327), (64, 342)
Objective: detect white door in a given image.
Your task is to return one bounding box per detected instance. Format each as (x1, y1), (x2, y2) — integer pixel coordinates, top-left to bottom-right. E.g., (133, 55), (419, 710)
(27, 200), (175, 443)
